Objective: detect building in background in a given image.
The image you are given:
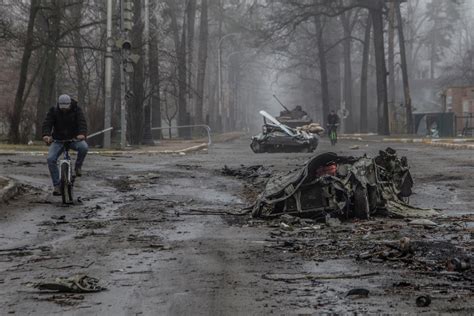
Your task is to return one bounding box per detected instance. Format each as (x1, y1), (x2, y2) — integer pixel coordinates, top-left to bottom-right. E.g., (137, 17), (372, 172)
(443, 86), (474, 136)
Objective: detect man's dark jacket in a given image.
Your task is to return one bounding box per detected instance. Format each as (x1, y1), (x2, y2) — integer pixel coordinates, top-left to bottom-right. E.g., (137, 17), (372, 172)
(41, 99), (88, 140)
(327, 114), (340, 125)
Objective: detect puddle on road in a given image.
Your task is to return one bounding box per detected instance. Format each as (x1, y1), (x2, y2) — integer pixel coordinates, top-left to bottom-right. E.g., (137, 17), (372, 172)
(413, 184), (474, 216)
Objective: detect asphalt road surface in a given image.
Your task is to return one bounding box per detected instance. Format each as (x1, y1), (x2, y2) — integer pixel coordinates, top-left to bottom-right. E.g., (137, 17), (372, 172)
(0, 137), (473, 315)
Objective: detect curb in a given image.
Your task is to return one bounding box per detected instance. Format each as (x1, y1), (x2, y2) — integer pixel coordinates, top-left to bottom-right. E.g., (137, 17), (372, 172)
(382, 138), (474, 150)
(0, 143), (209, 156)
(0, 131), (245, 156)
(337, 135), (474, 150)
(0, 176), (19, 203)
(96, 142), (209, 155)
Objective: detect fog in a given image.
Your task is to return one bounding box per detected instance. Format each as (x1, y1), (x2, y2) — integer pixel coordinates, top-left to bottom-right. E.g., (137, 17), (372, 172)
(1, 0), (474, 144)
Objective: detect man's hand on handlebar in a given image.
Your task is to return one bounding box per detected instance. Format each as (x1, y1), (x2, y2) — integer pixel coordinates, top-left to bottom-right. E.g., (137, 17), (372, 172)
(42, 136), (52, 145)
(76, 134), (86, 141)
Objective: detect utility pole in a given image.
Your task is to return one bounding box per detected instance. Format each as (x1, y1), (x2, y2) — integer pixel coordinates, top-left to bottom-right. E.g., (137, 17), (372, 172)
(120, 0), (127, 149)
(103, 0), (113, 148)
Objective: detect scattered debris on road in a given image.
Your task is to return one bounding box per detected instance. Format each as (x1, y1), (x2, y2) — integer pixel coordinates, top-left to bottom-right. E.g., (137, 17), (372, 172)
(221, 165), (271, 180)
(346, 288), (370, 298)
(447, 257), (471, 272)
(416, 295), (431, 307)
(31, 275), (106, 293)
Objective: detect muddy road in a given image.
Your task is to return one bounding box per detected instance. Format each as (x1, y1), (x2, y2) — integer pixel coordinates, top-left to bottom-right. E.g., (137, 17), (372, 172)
(0, 138), (473, 315)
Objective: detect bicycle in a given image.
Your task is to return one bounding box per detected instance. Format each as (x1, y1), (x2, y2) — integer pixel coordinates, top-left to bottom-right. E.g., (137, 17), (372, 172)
(327, 123), (339, 146)
(54, 139), (77, 204)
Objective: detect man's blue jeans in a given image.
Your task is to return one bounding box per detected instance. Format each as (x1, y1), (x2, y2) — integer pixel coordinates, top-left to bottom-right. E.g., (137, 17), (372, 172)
(47, 141), (88, 186)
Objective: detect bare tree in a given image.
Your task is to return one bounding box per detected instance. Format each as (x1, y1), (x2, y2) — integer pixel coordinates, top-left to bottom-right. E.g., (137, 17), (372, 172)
(370, 0), (389, 135)
(359, 12), (371, 133)
(195, 0), (209, 125)
(396, 1), (413, 134)
(8, 0), (40, 143)
(34, 0), (63, 139)
(149, 0), (162, 138)
(129, 0), (145, 144)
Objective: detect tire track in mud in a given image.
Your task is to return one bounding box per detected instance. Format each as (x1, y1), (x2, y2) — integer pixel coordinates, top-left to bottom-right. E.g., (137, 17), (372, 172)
(1, 141), (473, 314)
(0, 159), (286, 315)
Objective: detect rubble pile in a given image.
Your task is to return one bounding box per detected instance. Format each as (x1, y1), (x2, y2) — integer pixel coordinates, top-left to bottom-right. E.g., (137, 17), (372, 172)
(221, 165), (271, 180)
(252, 148), (435, 220)
(296, 123), (325, 135)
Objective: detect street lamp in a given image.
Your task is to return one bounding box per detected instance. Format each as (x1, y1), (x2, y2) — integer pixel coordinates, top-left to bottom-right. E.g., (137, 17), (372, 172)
(217, 32), (239, 131)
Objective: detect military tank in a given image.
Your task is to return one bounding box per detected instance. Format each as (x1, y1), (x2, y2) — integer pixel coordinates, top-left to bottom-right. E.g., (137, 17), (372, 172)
(273, 94), (313, 128)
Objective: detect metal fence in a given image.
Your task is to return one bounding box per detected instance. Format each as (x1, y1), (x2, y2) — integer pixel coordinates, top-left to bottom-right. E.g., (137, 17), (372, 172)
(455, 114), (474, 136)
(151, 125), (212, 147)
(414, 112), (455, 137)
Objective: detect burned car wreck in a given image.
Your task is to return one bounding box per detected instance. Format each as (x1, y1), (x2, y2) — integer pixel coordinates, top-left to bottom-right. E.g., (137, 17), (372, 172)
(252, 148), (423, 220)
(250, 110), (319, 153)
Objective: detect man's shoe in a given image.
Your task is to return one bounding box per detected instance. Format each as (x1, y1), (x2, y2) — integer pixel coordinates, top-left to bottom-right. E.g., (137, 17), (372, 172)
(53, 186), (61, 196)
(75, 167), (82, 177)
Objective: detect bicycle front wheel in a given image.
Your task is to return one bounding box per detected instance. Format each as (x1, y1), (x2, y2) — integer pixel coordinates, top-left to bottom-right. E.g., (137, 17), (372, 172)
(60, 163), (73, 204)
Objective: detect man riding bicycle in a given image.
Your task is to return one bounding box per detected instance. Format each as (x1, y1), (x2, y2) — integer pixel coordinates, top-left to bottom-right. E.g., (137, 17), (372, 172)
(327, 110), (340, 145)
(42, 94), (88, 195)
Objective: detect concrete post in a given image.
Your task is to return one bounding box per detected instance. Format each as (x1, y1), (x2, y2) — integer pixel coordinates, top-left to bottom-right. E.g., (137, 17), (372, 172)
(103, 0), (113, 148)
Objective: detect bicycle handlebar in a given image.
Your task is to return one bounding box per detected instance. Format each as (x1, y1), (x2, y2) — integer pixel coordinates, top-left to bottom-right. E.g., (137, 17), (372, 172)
(53, 139), (79, 143)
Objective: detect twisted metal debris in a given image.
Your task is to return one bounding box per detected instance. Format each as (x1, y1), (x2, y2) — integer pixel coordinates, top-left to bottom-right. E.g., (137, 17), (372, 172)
(252, 148), (436, 219)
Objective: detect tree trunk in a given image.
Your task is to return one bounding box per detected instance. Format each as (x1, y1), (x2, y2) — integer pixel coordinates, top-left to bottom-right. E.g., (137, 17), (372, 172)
(8, 0), (39, 143)
(371, 3), (390, 135)
(177, 18), (187, 136)
(165, 0), (187, 136)
(388, 0), (396, 127)
(360, 13), (372, 134)
(142, 0), (154, 145)
(149, 0), (162, 138)
(129, 0), (144, 144)
(71, 0), (87, 113)
(430, 35), (435, 79)
(186, 0), (197, 116)
(396, 1), (414, 134)
(195, 0), (208, 125)
(35, 0), (62, 139)
(215, 0), (224, 132)
(315, 16), (330, 125)
(341, 12), (353, 132)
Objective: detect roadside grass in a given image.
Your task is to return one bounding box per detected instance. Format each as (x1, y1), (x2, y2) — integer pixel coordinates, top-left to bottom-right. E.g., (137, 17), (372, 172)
(0, 142), (46, 152)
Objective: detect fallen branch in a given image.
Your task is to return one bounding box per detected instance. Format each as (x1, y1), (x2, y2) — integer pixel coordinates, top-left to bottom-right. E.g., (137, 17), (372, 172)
(262, 272), (380, 282)
(183, 208), (251, 216)
(41, 261), (94, 270)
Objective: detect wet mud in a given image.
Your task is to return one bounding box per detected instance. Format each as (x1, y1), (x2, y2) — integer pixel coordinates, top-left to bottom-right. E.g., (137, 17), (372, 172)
(0, 139), (473, 314)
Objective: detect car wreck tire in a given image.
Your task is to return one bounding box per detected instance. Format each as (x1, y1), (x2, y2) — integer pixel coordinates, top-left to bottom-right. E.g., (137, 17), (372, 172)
(353, 186), (370, 219)
(367, 185), (378, 213)
(250, 140), (265, 153)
